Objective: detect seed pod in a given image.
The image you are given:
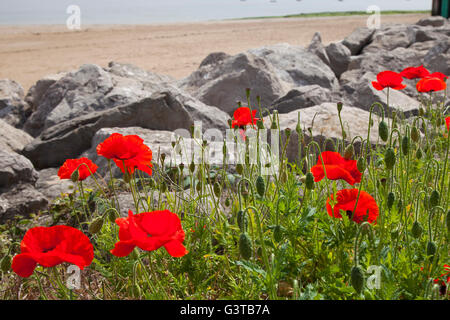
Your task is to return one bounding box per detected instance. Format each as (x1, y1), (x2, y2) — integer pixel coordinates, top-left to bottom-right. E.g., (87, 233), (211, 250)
(415, 147), (423, 160)
(225, 197), (231, 207)
(397, 199), (403, 212)
(305, 172), (315, 190)
(257, 119), (265, 130)
(108, 209), (119, 223)
(196, 181), (202, 193)
(378, 120), (389, 142)
(179, 163), (185, 172)
(337, 102), (343, 113)
(0, 255), (11, 272)
(213, 182), (221, 198)
(189, 161), (195, 173)
(387, 192), (395, 210)
(160, 181), (167, 193)
(429, 190), (439, 208)
(256, 176), (265, 197)
(401, 136), (409, 156)
(357, 157), (366, 173)
(239, 233), (252, 260)
(411, 126), (420, 143)
(351, 265), (365, 294)
(237, 210), (248, 233)
(426, 241), (437, 260)
(344, 144), (354, 160)
(236, 164), (243, 175)
(273, 225), (283, 242)
(384, 148), (396, 170)
(411, 221), (423, 239)
(89, 217), (104, 234)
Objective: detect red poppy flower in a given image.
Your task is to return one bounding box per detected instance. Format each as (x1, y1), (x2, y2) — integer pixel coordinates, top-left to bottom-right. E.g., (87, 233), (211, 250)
(446, 117), (450, 131)
(372, 71), (407, 91)
(231, 107), (259, 129)
(96, 133), (153, 175)
(110, 210), (188, 258)
(400, 65), (430, 79)
(11, 226), (94, 278)
(310, 151), (362, 185)
(416, 77), (447, 93)
(429, 72), (448, 81)
(57, 157), (98, 181)
(326, 189), (379, 224)
(433, 264), (450, 296)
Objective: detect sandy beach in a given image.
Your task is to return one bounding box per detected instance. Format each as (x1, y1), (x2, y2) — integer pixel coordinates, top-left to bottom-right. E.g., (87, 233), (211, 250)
(0, 13), (428, 91)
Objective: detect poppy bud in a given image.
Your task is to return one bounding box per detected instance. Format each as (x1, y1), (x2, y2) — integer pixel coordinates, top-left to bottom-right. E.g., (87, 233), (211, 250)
(344, 144), (354, 160)
(426, 241), (437, 260)
(384, 148), (396, 170)
(285, 128), (292, 139)
(351, 265), (365, 294)
(411, 126), (420, 143)
(0, 255), (11, 272)
(429, 190), (439, 208)
(237, 210), (248, 233)
(257, 119), (265, 130)
(431, 143), (436, 153)
(357, 157), (366, 173)
(397, 199), (403, 212)
(213, 182), (221, 198)
(160, 181), (168, 193)
(256, 176), (265, 198)
(71, 169), (80, 182)
(378, 120), (389, 142)
(245, 88), (251, 99)
(236, 164), (243, 175)
(387, 192), (395, 210)
(416, 147), (423, 160)
(108, 209), (119, 223)
(189, 161), (195, 173)
(419, 107), (425, 117)
(305, 172), (315, 190)
(239, 233), (252, 260)
(337, 102), (343, 113)
(401, 136), (409, 156)
(89, 217), (104, 234)
(225, 197), (231, 207)
(227, 119), (233, 129)
(195, 181), (202, 193)
(411, 221), (423, 239)
(273, 225), (283, 242)
(160, 153), (166, 163)
(296, 122), (302, 135)
(271, 120), (278, 130)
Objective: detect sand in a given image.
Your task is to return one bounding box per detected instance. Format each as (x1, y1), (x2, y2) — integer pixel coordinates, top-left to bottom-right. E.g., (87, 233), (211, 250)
(0, 13), (428, 91)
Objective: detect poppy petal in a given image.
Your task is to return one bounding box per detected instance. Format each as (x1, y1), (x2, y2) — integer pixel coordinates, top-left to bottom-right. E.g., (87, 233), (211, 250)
(11, 253), (38, 278)
(164, 240), (188, 257)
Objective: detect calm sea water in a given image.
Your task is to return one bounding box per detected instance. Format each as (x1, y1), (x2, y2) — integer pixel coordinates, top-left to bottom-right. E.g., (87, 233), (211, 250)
(0, 0), (431, 25)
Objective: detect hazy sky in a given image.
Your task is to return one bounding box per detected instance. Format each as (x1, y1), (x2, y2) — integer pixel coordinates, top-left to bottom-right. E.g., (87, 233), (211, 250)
(0, 0), (432, 24)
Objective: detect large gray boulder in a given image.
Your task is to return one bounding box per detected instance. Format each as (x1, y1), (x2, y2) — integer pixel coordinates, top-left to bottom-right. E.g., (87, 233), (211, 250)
(0, 119), (34, 153)
(325, 42), (352, 78)
(179, 51), (288, 115)
(21, 91), (210, 169)
(0, 150), (38, 189)
(270, 85), (332, 114)
(363, 25), (416, 54)
(416, 16), (447, 28)
(25, 73), (66, 111)
(342, 27), (375, 55)
(0, 79), (32, 128)
(424, 42), (450, 76)
(35, 168), (74, 200)
(248, 44), (339, 90)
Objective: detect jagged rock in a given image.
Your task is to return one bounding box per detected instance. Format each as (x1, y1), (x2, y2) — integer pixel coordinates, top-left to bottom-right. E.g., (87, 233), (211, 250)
(342, 27), (375, 55)
(424, 42), (450, 75)
(0, 150), (38, 189)
(248, 44), (339, 90)
(199, 52), (231, 68)
(271, 102), (383, 163)
(0, 119), (34, 153)
(25, 73), (65, 111)
(325, 42), (352, 78)
(363, 25), (416, 54)
(22, 92), (199, 169)
(0, 79), (32, 128)
(307, 32), (331, 66)
(180, 51), (287, 115)
(416, 16), (447, 27)
(270, 85), (332, 114)
(0, 184), (48, 223)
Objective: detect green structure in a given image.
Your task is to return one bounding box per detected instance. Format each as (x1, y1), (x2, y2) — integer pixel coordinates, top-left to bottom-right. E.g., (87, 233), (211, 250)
(432, 0), (450, 18)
